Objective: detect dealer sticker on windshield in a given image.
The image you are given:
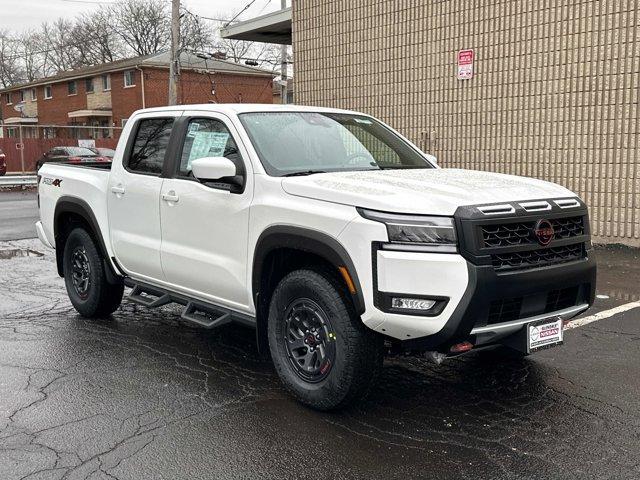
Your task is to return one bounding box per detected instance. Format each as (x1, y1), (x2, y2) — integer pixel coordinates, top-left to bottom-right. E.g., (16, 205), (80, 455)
(528, 318), (563, 352)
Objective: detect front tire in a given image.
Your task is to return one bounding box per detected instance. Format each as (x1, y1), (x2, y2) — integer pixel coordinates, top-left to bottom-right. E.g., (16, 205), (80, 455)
(63, 228), (124, 318)
(268, 269), (383, 411)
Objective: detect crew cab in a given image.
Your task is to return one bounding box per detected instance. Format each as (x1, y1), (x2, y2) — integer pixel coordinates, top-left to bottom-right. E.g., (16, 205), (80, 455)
(36, 104), (596, 410)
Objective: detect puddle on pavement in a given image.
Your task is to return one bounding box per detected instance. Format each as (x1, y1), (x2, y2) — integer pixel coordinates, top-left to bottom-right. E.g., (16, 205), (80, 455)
(0, 249), (44, 259)
(595, 245), (640, 301)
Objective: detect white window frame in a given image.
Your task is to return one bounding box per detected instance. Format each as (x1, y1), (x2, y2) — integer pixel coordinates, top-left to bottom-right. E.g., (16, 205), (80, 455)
(68, 81), (77, 96)
(85, 77), (94, 94)
(102, 74), (111, 91)
(20, 90), (26, 102)
(5, 92), (12, 105)
(123, 70), (135, 88)
(30, 88), (37, 101)
(44, 85), (52, 99)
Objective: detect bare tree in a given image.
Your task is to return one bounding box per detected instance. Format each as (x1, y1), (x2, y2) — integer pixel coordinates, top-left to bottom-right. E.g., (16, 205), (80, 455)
(180, 11), (214, 53)
(0, 30), (24, 88)
(73, 10), (125, 65)
(112, 0), (169, 56)
(41, 19), (79, 73)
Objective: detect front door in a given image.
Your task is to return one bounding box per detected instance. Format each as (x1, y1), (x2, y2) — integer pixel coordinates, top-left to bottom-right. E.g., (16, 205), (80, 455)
(159, 113), (254, 311)
(108, 113), (179, 282)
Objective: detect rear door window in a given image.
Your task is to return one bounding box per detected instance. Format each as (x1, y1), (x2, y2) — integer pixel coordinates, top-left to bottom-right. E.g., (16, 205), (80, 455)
(126, 118), (174, 175)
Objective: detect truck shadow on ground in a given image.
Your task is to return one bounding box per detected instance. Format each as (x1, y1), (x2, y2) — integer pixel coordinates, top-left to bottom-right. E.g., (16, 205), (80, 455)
(74, 302), (567, 422)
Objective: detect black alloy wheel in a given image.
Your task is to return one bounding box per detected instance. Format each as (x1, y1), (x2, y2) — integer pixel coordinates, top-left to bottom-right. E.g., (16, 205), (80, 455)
(70, 246), (91, 299)
(283, 298), (336, 383)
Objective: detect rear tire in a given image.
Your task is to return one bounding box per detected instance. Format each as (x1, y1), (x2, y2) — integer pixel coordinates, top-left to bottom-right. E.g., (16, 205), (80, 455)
(268, 269), (383, 411)
(63, 228), (124, 318)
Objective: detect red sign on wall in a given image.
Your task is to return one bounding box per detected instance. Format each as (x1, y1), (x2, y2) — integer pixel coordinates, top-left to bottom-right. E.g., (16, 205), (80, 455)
(457, 49), (474, 80)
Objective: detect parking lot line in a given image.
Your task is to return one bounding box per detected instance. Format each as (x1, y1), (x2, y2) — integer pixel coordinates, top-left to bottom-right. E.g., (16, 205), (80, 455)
(565, 301), (640, 330)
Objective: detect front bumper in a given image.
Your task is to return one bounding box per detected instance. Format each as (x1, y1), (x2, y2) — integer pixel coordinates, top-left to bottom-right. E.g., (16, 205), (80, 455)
(400, 250), (597, 352)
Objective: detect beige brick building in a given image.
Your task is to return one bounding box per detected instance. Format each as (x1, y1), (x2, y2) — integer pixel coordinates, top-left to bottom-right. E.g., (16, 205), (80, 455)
(227, 1), (640, 246)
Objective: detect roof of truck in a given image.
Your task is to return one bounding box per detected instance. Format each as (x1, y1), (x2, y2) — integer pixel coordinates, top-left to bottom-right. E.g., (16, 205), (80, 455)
(132, 104), (366, 117)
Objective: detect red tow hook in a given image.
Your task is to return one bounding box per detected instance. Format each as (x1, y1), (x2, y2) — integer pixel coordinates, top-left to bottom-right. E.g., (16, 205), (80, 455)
(449, 341), (474, 354)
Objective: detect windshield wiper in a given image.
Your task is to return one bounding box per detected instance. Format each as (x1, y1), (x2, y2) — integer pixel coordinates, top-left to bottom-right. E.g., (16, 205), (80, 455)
(282, 170), (327, 177)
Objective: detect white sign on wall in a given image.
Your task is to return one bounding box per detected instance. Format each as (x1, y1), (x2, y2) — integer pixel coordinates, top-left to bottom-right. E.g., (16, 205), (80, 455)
(78, 139), (96, 149)
(457, 49), (474, 80)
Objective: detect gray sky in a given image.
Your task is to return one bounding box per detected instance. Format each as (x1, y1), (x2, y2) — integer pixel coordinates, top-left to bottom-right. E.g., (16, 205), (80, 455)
(0, 0), (281, 32)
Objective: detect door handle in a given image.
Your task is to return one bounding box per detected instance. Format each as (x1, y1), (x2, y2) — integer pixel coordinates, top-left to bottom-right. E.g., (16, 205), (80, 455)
(110, 185), (125, 195)
(162, 191), (179, 203)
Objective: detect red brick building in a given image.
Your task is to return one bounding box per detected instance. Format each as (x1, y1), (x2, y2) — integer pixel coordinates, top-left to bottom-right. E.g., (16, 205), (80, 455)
(0, 51), (275, 141)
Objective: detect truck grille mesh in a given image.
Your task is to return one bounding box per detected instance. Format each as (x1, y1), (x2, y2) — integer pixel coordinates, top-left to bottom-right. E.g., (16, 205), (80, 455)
(487, 286), (580, 325)
(481, 216), (584, 247)
(491, 244), (585, 272)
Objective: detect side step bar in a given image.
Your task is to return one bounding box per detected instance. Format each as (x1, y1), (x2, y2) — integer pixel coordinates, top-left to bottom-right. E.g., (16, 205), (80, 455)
(181, 301), (231, 329)
(124, 279), (254, 330)
(128, 284), (172, 308)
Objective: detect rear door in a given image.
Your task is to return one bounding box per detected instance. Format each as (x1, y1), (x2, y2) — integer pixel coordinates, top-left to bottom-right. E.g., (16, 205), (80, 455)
(159, 112), (254, 311)
(107, 111), (180, 281)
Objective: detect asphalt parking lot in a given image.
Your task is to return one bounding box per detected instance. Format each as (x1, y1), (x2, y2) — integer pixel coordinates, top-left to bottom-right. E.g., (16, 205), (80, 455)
(0, 190), (39, 241)
(1, 197), (640, 479)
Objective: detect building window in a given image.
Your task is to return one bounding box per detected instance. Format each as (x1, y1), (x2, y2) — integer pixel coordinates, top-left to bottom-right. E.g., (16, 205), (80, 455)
(43, 127), (56, 139)
(68, 81), (77, 95)
(102, 74), (111, 91)
(6, 127), (17, 138)
(85, 78), (94, 93)
(30, 88), (37, 101)
(5, 92), (12, 104)
(124, 70), (135, 87)
(44, 85), (52, 99)
(20, 90), (26, 102)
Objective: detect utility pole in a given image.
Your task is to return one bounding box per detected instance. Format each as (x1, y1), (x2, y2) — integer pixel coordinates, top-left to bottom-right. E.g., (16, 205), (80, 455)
(168, 0), (181, 105)
(280, 0), (288, 104)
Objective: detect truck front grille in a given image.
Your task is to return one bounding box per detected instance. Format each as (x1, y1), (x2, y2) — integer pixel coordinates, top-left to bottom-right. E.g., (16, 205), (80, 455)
(455, 198), (590, 273)
(481, 216), (584, 248)
(491, 243), (585, 272)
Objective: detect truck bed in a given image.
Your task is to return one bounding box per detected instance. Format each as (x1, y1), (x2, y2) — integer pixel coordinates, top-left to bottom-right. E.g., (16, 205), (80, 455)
(37, 162), (113, 251)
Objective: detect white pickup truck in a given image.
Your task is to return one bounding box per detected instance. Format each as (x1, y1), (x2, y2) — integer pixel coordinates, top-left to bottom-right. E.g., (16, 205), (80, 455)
(36, 104), (596, 410)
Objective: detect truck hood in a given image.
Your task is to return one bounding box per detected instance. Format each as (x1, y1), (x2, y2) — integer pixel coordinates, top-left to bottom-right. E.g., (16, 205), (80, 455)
(281, 168), (576, 215)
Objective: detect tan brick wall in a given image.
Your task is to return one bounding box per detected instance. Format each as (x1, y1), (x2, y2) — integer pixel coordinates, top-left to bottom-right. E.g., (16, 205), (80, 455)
(293, 0), (640, 246)
(87, 89), (112, 110)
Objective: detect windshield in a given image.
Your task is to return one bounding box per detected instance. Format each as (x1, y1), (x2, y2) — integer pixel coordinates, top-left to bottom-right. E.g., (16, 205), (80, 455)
(239, 112), (434, 176)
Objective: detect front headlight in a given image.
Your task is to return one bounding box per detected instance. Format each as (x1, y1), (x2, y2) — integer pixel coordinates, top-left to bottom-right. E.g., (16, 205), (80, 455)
(358, 208), (457, 253)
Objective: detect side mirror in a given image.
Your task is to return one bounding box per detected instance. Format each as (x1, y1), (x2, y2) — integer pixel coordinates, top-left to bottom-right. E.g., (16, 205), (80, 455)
(191, 157), (236, 181)
(425, 154), (438, 166)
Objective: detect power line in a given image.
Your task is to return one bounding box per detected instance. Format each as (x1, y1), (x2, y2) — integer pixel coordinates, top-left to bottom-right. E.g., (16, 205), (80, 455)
(224, 0), (261, 27)
(179, 6), (234, 24)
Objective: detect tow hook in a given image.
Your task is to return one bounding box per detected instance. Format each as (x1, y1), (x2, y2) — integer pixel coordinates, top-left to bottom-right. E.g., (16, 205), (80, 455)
(425, 341), (475, 365)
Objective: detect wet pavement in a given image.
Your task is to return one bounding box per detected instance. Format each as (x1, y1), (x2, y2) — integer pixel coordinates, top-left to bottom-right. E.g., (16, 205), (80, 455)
(0, 191), (39, 241)
(1, 239), (640, 480)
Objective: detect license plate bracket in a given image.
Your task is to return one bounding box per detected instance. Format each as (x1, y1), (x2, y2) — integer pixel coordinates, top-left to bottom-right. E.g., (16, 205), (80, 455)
(527, 317), (563, 353)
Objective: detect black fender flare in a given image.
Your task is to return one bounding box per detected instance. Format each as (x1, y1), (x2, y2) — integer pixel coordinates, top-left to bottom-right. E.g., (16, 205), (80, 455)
(53, 196), (120, 283)
(252, 225), (366, 315)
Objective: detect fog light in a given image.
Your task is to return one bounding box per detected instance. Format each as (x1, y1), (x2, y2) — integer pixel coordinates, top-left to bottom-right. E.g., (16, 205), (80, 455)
(391, 297), (436, 311)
